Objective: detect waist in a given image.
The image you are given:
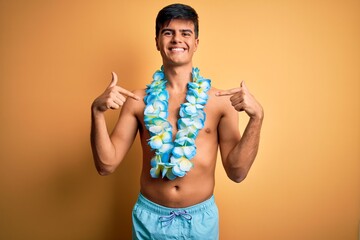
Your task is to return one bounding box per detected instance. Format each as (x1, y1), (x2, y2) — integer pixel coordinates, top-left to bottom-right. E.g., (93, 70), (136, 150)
(140, 176), (215, 208)
(136, 193), (216, 215)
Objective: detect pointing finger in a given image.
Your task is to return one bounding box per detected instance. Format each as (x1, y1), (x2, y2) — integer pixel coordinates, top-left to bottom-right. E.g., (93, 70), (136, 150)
(108, 72), (118, 88)
(216, 87), (241, 96)
(118, 88), (141, 101)
(130, 93), (141, 101)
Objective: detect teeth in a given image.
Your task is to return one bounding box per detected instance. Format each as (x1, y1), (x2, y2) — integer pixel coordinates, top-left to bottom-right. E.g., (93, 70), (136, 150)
(171, 48), (185, 52)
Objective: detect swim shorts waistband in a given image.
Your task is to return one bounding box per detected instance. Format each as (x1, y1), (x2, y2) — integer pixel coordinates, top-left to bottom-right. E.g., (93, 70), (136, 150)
(137, 193), (215, 216)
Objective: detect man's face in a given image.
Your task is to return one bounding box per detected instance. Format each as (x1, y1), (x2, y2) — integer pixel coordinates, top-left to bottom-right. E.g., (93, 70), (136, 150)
(156, 19), (199, 67)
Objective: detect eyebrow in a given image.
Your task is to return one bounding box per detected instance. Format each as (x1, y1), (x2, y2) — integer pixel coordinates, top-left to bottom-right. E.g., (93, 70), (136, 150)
(160, 28), (194, 34)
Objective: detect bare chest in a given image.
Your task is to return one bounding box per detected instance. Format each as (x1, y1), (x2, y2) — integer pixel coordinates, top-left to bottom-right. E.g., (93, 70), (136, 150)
(166, 91), (221, 136)
(138, 89), (224, 140)
(167, 93), (186, 132)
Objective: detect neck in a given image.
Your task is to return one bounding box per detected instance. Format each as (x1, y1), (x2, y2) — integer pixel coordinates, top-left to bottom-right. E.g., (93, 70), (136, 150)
(163, 64), (193, 91)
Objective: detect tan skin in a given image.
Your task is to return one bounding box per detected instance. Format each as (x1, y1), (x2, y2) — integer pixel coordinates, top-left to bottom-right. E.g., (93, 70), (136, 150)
(91, 19), (263, 208)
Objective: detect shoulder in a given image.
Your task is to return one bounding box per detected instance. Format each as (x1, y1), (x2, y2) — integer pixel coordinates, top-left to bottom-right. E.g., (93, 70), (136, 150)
(133, 88), (146, 97)
(122, 88), (146, 114)
(210, 86), (238, 118)
(208, 87), (232, 108)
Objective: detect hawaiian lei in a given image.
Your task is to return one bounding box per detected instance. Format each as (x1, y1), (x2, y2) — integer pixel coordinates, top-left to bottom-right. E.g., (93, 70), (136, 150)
(144, 66), (211, 180)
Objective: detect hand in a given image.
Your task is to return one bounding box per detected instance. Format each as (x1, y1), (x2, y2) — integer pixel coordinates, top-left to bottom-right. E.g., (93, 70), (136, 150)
(216, 81), (263, 120)
(92, 72), (141, 113)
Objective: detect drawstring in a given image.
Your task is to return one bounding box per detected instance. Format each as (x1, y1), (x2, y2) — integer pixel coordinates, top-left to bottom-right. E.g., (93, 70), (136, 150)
(159, 210), (192, 227)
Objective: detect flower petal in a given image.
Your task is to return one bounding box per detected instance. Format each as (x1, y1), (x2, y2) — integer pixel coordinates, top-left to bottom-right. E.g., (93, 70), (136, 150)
(149, 136), (162, 149)
(161, 131), (172, 142)
(166, 169), (178, 180)
(149, 125), (163, 134)
(172, 164), (186, 177)
(183, 146), (196, 159)
(153, 70), (165, 81)
(172, 147), (183, 158)
(179, 158), (193, 171)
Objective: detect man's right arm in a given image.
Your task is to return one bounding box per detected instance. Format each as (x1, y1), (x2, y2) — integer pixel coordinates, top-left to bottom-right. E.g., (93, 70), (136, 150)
(90, 72), (140, 175)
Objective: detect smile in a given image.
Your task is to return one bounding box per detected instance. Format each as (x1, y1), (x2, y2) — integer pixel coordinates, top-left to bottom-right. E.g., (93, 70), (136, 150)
(169, 47), (186, 52)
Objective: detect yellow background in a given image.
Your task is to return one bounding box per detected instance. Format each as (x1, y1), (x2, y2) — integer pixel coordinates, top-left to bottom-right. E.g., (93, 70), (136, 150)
(1, 0), (359, 239)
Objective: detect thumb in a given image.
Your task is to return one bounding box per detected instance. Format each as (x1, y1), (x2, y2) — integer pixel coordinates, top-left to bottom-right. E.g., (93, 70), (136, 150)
(241, 81), (247, 89)
(108, 72), (118, 88)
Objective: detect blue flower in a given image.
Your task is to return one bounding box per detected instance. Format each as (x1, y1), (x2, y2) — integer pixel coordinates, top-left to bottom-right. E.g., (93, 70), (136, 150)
(172, 146), (196, 159)
(171, 156), (193, 177)
(153, 70), (165, 81)
(150, 156), (162, 178)
(148, 131), (172, 149)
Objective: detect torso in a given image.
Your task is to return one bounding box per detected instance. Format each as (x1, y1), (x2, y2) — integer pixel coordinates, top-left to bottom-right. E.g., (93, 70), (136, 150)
(133, 87), (227, 208)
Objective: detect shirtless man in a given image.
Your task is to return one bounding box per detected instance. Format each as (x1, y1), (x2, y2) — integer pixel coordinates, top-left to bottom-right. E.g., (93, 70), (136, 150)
(91, 3), (263, 240)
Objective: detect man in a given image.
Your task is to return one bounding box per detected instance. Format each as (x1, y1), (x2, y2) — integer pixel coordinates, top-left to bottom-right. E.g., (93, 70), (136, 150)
(91, 3), (263, 240)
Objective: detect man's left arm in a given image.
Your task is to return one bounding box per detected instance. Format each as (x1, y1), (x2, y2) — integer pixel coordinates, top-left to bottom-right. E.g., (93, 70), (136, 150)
(216, 81), (264, 183)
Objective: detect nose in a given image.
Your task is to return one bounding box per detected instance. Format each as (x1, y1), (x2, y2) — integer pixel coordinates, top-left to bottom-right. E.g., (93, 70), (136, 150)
(171, 32), (182, 43)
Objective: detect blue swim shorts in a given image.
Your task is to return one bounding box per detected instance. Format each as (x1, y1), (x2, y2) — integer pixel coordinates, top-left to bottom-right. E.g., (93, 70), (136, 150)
(132, 193), (219, 240)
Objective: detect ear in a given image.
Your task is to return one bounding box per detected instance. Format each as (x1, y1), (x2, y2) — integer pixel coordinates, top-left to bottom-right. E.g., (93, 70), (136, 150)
(155, 37), (160, 51)
(194, 38), (199, 52)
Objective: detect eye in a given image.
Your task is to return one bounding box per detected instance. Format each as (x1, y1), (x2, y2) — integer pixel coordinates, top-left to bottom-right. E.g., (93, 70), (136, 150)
(163, 30), (172, 36)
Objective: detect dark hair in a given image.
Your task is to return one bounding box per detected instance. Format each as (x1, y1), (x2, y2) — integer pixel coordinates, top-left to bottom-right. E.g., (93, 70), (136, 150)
(156, 3), (199, 38)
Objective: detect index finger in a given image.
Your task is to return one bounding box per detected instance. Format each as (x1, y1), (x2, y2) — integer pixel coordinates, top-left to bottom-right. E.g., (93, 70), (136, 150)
(118, 88), (141, 101)
(215, 88), (241, 96)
